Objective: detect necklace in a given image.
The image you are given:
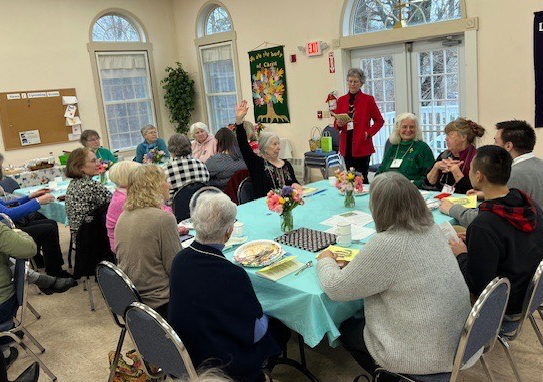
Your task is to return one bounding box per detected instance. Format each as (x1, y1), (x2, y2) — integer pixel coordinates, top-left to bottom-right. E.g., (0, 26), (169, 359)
(189, 245), (228, 261)
(393, 141), (416, 161)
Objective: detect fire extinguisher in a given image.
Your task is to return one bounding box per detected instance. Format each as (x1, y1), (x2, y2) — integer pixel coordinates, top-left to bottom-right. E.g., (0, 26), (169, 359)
(325, 91), (337, 112)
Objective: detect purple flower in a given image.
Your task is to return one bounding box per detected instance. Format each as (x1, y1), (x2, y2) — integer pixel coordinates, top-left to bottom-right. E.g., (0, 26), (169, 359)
(281, 186), (294, 197)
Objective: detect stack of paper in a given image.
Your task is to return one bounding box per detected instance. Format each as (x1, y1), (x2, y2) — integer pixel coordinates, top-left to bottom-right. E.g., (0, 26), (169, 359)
(256, 256), (305, 281)
(319, 245), (360, 262)
(445, 195), (477, 208)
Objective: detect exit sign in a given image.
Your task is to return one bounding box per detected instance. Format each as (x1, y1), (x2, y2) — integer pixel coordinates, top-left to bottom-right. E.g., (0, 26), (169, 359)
(306, 41), (322, 56)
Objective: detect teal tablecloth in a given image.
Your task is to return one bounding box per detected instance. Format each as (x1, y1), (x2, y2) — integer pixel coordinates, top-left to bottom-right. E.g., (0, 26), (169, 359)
(224, 179), (456, 347)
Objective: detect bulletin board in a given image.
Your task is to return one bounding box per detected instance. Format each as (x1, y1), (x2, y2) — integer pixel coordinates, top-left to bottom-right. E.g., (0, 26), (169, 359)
(0, 88), (78, 150)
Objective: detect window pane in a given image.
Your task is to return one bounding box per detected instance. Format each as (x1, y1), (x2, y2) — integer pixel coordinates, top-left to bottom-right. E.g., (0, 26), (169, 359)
(207, 94), (237, 132)
(97, 52), (156, 151)
(92, 14), (141, 42)
(206, 7), (232, 35)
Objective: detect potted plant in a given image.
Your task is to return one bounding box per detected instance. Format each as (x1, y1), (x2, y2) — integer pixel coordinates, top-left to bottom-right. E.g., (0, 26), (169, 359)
(161, 62), (195, 134)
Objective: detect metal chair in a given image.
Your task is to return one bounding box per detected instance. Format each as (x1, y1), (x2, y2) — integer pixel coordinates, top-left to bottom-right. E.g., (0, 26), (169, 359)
(303, 152), (345, 183)
(0, 259), (57, 380)
(375, 277), (511, 382)
(497, 259), (543, 382)
(96, 261), (142, 382)
(172, 182), (206, 222)
(125, 302), (198, 380)
(0, 176), (21, 194)
(368, 139), (392, 173)
(237, 177), (254, 205)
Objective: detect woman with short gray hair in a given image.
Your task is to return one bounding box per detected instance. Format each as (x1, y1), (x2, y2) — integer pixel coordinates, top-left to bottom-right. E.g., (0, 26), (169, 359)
(169, 191), (287, 381)
(189, 122), (217, 163)
(134, 124), (170, 163)
(375, 112), (434, 188)
(317, 172), (471, 380)
(333, 67), (384, 183)
(164, 133), (209, 197)
(80, 129), (117, 163)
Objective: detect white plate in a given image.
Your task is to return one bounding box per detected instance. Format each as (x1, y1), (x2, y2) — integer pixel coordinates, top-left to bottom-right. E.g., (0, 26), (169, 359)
(338, 189), (368, 197)
(225, 235), (248, 250)
(234, 240), (283, 267)
(181, 237), (195, 249)
(178, 218), (193, 229)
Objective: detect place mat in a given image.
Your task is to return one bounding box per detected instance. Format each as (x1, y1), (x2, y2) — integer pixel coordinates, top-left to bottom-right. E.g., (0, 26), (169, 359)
(274, 227), (337, 253)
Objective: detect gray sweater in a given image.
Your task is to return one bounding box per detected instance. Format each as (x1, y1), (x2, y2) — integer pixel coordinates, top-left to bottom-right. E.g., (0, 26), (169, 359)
(317, 225), (471, 374)
(449, 156), (543, 227)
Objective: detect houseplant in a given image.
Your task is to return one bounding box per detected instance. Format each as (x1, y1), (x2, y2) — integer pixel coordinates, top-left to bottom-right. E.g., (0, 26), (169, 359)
(161, 62), (195, 135)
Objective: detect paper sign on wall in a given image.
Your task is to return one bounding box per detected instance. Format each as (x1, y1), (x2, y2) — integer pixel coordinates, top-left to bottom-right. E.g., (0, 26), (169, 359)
(72, 124), (82, 135)
(62, 96), (78, 105)
(19, 130), (41, 146)
(27, 92), (47, 99)
(47, 91), (60, 97)
(7, 94), (21, 100)
(64, 105), (77, 118)
(68, 133), (81, 141)
(66, 116), (81, 126)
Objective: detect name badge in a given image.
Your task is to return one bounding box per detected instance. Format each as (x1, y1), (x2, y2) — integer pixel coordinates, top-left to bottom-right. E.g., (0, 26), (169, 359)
(390, 159), (403, 168)
(441, 184), (455, 194)
(347, 122), (354, 131)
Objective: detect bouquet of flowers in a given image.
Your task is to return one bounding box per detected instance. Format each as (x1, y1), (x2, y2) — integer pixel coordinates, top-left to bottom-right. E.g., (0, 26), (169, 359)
(254, 122), (265, 137)
(143, 148), (165, 164)
(335, 168), (364, 207)
(266, 186), (304, 232)
(98, 160), (112, 184)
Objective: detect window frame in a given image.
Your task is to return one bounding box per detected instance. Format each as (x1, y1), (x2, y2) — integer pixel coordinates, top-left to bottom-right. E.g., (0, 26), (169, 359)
(87, 9), (162, 154)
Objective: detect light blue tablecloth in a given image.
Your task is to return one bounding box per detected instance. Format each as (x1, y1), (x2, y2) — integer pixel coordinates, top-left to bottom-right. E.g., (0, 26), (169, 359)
(224, 179), (456, 348)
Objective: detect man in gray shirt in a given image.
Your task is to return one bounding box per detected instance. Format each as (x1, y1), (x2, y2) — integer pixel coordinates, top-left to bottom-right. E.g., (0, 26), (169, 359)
(440, 120), (543, 227)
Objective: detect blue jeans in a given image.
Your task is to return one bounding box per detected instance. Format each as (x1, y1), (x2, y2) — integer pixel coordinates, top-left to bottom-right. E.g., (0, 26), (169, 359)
(0, 294), (17, 348)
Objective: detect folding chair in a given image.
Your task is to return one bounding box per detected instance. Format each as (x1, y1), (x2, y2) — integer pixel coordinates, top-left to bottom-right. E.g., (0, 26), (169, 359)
(0, 259), (57, 380)
(498, 259), (543, 382)
(237, 177), (254, 205)
(96, 261), (142, 382)
(0, 176), (20, 194)
(375, 277), (511, 382)
(125, 302), (198, 380)
(172, 182), (206, 222)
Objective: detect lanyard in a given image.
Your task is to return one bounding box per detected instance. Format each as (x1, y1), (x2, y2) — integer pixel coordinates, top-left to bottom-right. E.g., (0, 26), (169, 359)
(393, 141), (415, 161)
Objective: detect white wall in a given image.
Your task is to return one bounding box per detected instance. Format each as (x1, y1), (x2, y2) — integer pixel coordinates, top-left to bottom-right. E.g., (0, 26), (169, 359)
(0, 0), (178, 166)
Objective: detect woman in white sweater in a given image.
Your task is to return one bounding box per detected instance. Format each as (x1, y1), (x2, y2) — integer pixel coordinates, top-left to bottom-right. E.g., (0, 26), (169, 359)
(317, 172), (471, 380)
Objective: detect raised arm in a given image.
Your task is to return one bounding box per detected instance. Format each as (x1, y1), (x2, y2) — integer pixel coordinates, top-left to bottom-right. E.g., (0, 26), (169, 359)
(235, 100), (260, 163)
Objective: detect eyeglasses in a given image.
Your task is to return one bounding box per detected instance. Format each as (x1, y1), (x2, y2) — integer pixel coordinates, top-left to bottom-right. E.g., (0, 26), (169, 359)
(347, 80), (361, 84)
(87, 137), (101, 142)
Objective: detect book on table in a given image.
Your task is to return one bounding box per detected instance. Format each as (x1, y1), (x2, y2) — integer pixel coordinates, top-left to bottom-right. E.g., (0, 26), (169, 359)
(317, 245), (360, 263)
(256, 255), (305, 281)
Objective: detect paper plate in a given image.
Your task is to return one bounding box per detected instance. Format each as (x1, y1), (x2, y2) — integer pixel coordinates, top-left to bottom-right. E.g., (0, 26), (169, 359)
(338, 189), (368, 197)
(178, 218), (194, 229)
(234, 240), (283, 267)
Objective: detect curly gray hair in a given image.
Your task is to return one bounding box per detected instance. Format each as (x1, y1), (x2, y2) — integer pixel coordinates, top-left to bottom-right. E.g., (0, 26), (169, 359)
(168, 134), (192, 157)
(388, 113), (423, 145)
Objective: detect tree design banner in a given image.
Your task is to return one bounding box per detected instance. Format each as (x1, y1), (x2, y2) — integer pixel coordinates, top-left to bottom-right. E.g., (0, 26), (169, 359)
(249, 46), (290, 123)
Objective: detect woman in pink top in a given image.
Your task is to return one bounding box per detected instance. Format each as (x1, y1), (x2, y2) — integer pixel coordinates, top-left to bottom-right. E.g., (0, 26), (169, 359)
(190, 122), (217, 163)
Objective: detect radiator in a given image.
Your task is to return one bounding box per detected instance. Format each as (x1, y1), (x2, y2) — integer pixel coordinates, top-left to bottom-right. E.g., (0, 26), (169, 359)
(290, 157), (304, 182)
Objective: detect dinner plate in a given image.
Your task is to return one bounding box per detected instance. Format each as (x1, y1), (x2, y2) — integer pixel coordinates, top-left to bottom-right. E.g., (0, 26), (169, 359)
(178, 218), (194, 229)
(234, 240), (283, 267)
(337, 189), (368, 197)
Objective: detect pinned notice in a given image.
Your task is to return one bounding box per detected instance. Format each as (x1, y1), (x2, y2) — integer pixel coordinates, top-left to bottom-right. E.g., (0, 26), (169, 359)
(27, 92), (47, 99)
(64, 105), (77, 118)
(62, 96), (78, 105)
(19, 130), (41, 146)
(6, 93), (20, 100)
(66, 116), (81, 126)
(72, 124), (82, 135)
(47, 91), (60, 97)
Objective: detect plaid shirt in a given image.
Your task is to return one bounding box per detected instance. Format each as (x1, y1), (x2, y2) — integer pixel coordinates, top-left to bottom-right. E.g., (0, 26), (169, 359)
(479, 189), (537, 232)
(166, 156), (210, 197)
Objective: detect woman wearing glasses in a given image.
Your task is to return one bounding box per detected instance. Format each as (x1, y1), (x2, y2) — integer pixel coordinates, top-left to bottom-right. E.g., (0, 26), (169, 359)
(80, 130), (117, 163)
(333, 68), (384, 183)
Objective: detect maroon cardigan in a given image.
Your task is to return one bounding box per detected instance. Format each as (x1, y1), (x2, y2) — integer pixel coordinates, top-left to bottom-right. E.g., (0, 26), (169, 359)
(334, 91), (384, 157)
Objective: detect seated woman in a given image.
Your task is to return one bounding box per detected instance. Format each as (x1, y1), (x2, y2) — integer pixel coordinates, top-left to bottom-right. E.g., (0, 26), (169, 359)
(165, 133), (210, 198)
(206, 127), (247, 189)
(317, 172), (471, 379)
(234, 100), (300, 198)
(105, 161), (140, 253)
(169, 190), (286, 382)
(79, 129), (116, 163)
(65, 148), (112, 237)
(115, 165), (180, 318)
(190, 122), (217, 163)
(134, 124), (170, 163)
(375, 113), (434, 188)
(424, 118), (485, 194)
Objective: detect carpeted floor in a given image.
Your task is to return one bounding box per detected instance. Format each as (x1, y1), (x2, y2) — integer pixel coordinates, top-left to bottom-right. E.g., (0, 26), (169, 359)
(7, 224), (543, 381)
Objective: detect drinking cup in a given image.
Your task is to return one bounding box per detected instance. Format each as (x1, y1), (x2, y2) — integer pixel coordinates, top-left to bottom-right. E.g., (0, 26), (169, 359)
(328, 176), (336, 186)
(336, 222), (351, 236)
(233, 221), (245, 237)
(336, 233), (352, 247)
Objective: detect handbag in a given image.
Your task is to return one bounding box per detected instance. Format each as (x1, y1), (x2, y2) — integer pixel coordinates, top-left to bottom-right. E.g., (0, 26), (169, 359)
(308, 126), (322, 152)
(108, 349), (154, 382)
(321, 131), (333, 152)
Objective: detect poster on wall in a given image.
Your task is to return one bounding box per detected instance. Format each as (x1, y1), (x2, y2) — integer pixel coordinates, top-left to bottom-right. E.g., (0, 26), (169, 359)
(248, 46), (290, 123)
(535, 11), (543, 127)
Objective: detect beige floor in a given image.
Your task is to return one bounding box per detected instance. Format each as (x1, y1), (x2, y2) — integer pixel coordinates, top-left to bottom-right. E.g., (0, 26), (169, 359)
(7, 224), (543, 382)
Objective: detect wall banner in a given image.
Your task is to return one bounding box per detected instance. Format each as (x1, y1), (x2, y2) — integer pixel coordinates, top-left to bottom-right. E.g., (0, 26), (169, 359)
(534, 11), (543, 127)
(248, 46), (290, 123)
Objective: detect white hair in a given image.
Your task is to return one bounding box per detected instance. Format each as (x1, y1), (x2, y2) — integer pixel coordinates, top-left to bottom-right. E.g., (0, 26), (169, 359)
(108, 161), (141, 188)
(258, 132), (280, 154)
(189, 122), (210, 138)
(191, 191), (237, 244)
(388, 112), (423, 145)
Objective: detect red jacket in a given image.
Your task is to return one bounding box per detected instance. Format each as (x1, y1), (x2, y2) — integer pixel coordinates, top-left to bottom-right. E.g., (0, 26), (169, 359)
(334, 91), (384, 157)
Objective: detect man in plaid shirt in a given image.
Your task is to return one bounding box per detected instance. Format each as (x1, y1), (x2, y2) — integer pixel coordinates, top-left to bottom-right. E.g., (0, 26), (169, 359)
(448, 145), (543, 315)
(165, 134), (210, 198)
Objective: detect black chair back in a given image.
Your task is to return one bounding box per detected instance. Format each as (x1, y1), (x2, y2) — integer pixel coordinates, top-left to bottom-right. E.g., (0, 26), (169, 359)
(172, 182), (206, 222)
(0, 177), (20, 194)
(237, 177), (254, 205)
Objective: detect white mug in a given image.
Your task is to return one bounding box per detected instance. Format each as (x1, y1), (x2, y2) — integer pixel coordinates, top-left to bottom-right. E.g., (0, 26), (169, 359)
(233, 221), (245, 237)
(336, 233), (352, 247)
(328, 176), (336, 186)
(336, 222), (351, 236)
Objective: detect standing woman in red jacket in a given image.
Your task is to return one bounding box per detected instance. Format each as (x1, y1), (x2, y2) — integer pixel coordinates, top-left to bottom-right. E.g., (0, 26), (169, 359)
(334, 68), (385, 183)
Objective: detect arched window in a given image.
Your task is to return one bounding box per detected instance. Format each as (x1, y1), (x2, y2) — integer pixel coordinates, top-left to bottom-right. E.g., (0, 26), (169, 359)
(89, 11), (158, 153)
(92, 14), (142, 42)
(351, 0), (462, 35)
(205, 6), (233, 35)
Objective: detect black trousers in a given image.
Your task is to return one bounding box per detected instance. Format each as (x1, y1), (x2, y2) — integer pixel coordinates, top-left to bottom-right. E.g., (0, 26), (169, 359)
(20, 219), (64, 276)
(345, 130), (371, 184)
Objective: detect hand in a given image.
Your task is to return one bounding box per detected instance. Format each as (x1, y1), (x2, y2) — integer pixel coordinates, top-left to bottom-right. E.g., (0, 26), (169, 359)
(37, 194), (55, 205)
(364, 132), (369, 140)
(292, 183), (303, 192)
(29, 188), (48, 199)
(439, 199), (454, 215)
(337, 120), (347, 128)
(448, 160), (464, 177)
(235, 100), (249, 124)
(449, 238), (467, 257)
(178, 226), (189, 235)
(467, 189), (485, 200)
(317, 249), (336, 261)
(457, 232), (466, 242)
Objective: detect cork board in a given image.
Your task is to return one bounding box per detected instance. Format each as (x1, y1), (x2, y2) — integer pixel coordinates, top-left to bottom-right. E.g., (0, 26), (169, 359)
(0, 88), (78, 150)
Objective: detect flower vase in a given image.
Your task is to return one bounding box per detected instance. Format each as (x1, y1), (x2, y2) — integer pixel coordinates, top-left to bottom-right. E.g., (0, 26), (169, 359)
(100, 172), (107, 185)
(280, 209), (294, 232)
(344, 189), (355, 208)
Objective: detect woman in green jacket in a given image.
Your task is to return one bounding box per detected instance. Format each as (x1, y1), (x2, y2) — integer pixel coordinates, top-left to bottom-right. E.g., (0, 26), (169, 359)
(376, 113), (434, 188)
(80, 130), (117, 164)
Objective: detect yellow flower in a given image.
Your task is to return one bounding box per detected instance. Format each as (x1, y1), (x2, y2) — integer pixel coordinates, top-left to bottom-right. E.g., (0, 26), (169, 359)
(347, 173), (355, 180)
(278, 197), (285, 204)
